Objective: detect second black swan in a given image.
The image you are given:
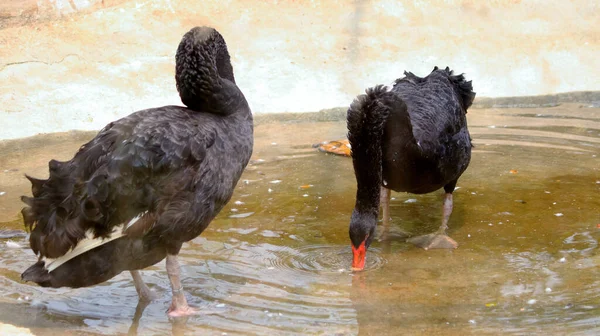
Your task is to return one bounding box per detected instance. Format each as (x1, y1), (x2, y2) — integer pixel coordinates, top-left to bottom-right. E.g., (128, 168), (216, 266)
(347, 67), (475, 270)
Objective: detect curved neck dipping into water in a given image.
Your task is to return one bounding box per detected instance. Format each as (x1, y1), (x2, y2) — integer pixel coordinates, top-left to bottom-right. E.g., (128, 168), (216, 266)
(347, 85), (395, 270)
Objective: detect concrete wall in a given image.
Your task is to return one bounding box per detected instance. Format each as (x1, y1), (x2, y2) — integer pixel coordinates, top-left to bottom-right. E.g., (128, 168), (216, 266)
(0, 0), (598, 140)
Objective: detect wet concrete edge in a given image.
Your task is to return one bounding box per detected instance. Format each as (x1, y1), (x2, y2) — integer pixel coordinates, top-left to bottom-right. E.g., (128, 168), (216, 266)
(0, 91), (598, 146)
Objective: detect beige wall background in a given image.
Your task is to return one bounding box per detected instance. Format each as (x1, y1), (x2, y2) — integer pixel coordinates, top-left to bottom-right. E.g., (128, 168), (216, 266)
(0, 0), (598, 139)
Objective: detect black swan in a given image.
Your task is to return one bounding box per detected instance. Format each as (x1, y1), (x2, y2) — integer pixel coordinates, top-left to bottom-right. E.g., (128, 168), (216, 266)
(347, 67), (475, 270)
(20, 26), (253, 317)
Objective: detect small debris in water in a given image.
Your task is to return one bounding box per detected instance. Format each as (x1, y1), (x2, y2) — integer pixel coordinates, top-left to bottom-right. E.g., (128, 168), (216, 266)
(485, 303), (496, 307)
(553, 202), (557, 205)
(338, 269), (345, 273)
(267, 267), (275, 270)
(299, 184), (313, 189)
(554, 213), (564, 217)
(488, 223), (493, 226)
(268, 188), (273, 193)
(544, 191), (551, 194)
(564, 303), (573, 309)
(404, 199), (417, 203)
(391, 197), (396, 200)
(0, 191), (5, 196)
(527, 299), (537, 305)
(271, 142), (277, 145)
(5, 240), (21, 248)
(545, 287), (552, 293)
(468, 320), (476, 324)
(468, 234), (471, 238)
(488, 125), (496, 128)
(231, 208), (238, 212)
(234, 200), (245, 205)
(216, 303), (226, 308)
(509, 169), (518, 174)
(559, 257), (566, 262)
(270, 180), (282, 184)
(302, 194), (309, 197)
(515, 200), (526, 204)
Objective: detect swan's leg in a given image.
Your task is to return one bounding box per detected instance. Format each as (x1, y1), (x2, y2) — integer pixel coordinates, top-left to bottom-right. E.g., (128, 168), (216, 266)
(130, 270), (157, 302)
(166, 254), (197, 317)
(377, 186), (410, 242)
(377, 186), (391, 241)
(408, 182), (458, 250)
(381, 186), (391, 228)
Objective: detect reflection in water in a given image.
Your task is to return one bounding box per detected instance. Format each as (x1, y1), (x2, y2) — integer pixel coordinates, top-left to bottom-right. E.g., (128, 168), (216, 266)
(0, 104), (599, 334)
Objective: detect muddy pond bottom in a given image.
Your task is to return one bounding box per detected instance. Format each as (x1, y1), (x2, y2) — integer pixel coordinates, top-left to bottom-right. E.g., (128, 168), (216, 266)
(0, 104), (599, 335)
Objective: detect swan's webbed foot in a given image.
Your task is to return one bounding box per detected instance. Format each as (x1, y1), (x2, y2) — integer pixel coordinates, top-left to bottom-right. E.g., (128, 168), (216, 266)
(407, 232), (458, 250)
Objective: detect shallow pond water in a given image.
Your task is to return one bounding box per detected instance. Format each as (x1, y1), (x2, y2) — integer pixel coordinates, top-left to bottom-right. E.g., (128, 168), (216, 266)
(0, 104), (599, 335)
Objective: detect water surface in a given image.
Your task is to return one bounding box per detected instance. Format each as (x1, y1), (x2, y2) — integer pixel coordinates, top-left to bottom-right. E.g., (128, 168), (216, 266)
(0, 104), (599, 335)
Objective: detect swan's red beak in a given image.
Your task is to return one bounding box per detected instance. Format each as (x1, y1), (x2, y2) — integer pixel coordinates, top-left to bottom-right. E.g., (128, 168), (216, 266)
(351, 240), (367, 271)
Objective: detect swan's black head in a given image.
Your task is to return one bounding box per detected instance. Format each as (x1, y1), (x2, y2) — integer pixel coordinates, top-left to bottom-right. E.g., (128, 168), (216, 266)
(349, 210), (377, 271)
(175, 26), (238, 111)
(183, 26), (235, 83)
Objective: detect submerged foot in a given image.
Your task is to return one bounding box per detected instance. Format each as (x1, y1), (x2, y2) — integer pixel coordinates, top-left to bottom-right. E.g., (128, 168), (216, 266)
(376, 226), (410, 242)
(407, 233), (458, 250)
(168, 303), (198, 318)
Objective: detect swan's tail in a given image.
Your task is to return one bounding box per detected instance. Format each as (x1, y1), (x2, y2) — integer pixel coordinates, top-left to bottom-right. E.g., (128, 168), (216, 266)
(20, 160), (88, 259)
(175, 26), (237, 112)
(347, 85), (406, 210)
(21, 236), (166, 288)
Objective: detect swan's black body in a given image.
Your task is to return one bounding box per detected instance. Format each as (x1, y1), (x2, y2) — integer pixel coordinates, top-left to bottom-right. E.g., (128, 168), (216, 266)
(20, 27), (253, 305)
(347, 67), (475, 269)
(382, 68), (474, 194)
